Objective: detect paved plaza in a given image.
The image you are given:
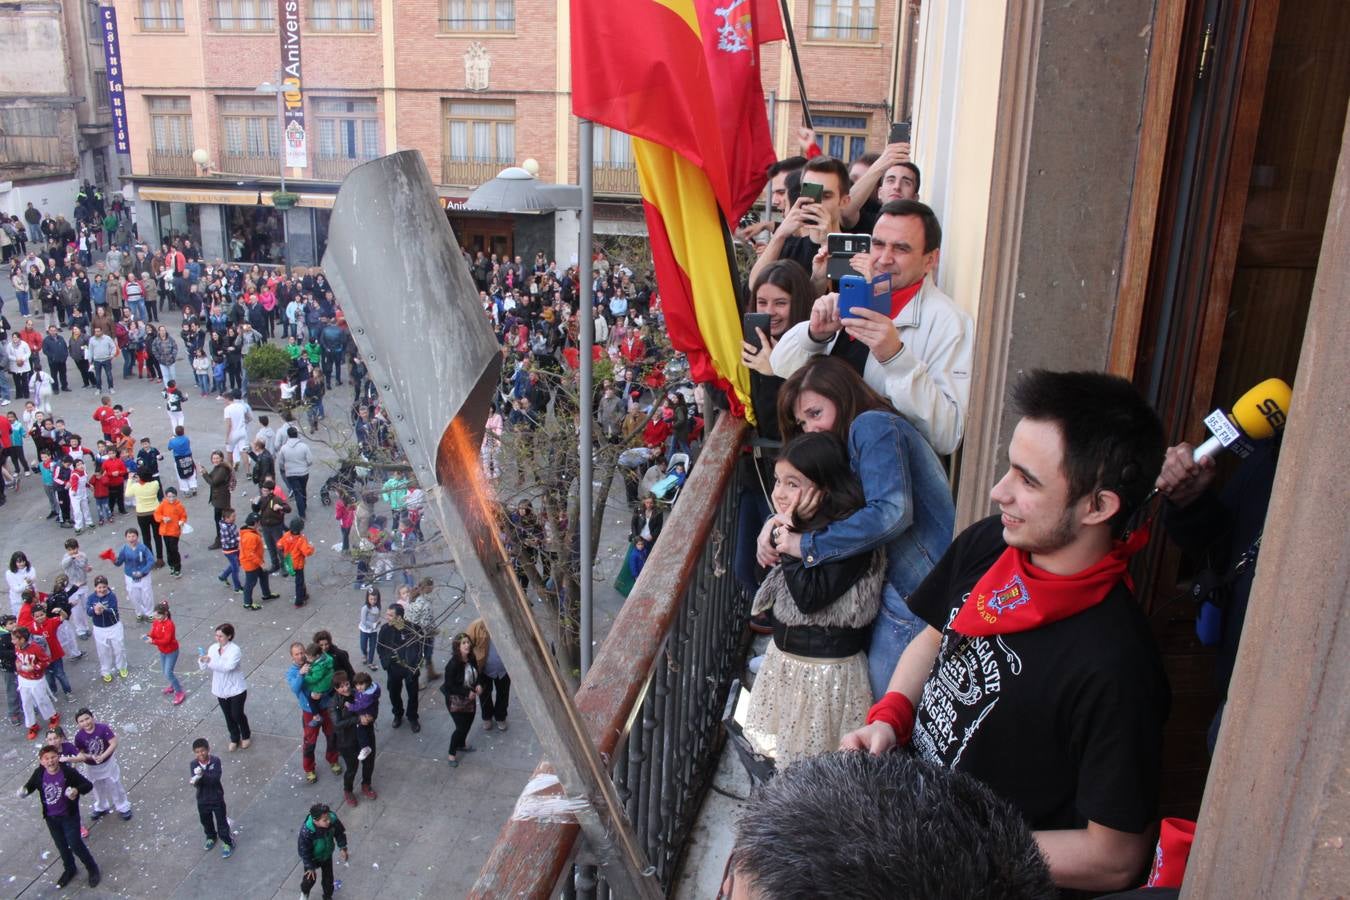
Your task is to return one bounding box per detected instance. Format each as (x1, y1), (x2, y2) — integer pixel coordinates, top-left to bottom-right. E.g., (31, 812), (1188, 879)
(0, 294), (632, 898)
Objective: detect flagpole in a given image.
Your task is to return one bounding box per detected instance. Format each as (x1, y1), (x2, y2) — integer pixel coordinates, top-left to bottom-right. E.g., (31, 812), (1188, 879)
(778, 0), (813, 129)
(578, 118), (596, 679)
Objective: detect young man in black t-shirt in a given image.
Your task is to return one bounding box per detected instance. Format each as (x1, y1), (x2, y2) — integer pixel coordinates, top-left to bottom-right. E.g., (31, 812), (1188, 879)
(843, 370), (1170, 894)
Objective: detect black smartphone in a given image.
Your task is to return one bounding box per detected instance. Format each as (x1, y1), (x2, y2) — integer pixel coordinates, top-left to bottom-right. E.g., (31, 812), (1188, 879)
(743, 312), (772, 351)
(826, 232), (871, 283)
(889, 121), (912, 145)
(799, 181), (824, 203)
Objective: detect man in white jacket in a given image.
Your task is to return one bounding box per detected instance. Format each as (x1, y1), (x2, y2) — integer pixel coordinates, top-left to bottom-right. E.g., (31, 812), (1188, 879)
(770, 199), (973, 456)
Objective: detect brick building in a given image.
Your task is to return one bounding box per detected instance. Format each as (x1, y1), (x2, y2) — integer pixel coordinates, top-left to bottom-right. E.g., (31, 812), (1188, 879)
(110, 0), (918, 265)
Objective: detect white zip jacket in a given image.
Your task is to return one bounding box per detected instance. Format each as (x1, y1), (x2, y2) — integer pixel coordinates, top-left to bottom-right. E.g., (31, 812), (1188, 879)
(770, 277), (973, 456)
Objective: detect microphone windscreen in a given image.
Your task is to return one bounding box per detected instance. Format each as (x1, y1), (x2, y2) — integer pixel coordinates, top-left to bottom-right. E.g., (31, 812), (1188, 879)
(1230, 378), (1292, 440)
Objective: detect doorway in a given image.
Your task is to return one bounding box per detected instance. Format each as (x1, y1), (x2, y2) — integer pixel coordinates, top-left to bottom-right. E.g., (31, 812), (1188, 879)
(1127, 0), (1350, 816)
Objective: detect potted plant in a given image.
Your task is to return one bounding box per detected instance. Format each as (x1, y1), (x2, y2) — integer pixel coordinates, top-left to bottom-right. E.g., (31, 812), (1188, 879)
(271, 190), (300, 210)
(243, 343), (293, 414)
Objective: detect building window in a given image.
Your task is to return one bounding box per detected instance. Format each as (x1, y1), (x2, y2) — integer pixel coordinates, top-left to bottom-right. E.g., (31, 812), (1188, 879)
(93, 72), (111, 112)
(592, 124), (639, 195)
(813, 114), (870, 162)
(0, 107), (62, 167)
(313, 97), (378, 179)
(219, 97), (281, 175)
(442, 100), (514, 184)
(214, 0), (275, 32)
(139, 0), (186, 32)
(310, 0), (375, 32)
(148, 96), (194, 175)
(808, 0), (877, 42)
(440, 0), (515, 34)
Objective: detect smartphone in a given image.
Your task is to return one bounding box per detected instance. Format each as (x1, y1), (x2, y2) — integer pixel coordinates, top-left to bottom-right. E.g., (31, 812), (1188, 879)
(889, 121), (912, 145)
(799, 181), (824, 203)
(826, 232), (871, 283)
(743, 312), (772, 351)
(839, 273), (892, 320)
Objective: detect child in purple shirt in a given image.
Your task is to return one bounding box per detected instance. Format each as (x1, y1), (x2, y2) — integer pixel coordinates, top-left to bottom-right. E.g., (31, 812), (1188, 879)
(73, 708), (132, 821)
(346, 671), (381, 760)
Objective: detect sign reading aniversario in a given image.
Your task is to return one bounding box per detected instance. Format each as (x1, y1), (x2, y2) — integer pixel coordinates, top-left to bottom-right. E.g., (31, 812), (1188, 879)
(278, 0), (307, 169)
(99, 5), (130, 155)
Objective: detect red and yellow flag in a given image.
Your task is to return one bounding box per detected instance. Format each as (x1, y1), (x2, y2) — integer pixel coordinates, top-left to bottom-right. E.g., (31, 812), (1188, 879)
(572, 0), (782, 419)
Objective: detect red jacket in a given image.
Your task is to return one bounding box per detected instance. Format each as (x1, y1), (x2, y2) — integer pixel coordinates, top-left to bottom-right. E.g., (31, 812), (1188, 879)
(102, 456), (128, 487)
(15, 642), (50, 681)
(148, 618), (178, 654)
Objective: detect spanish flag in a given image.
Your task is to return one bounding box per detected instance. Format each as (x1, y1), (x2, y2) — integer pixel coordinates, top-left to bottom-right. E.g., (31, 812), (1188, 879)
(572, 0), (782, 418)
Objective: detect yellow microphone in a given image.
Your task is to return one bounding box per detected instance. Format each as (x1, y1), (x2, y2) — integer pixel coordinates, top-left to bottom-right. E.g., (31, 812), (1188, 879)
(1193, 378), (1292, 462)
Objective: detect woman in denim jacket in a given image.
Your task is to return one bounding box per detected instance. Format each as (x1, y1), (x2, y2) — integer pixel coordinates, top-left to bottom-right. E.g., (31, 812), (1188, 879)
(762, 357), (955, 698)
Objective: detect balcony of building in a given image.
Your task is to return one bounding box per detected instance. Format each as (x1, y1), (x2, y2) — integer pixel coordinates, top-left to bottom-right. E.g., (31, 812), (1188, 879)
(593, 164), (640, 196)
(441, 158), (512, 189)
(146, 149), (196, 177)
(312, 154), (373, 182)
(217, 152), (282, 178)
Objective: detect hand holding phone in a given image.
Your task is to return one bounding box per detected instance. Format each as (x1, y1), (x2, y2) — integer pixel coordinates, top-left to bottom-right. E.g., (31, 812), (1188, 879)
(839, 274), (892, 320)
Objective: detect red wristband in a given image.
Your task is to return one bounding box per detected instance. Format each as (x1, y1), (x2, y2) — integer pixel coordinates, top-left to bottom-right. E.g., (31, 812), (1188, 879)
(865, 691), (916, 747)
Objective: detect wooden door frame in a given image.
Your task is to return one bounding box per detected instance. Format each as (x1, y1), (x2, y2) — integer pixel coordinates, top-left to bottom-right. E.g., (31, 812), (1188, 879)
(1110, 0), (1282, 447)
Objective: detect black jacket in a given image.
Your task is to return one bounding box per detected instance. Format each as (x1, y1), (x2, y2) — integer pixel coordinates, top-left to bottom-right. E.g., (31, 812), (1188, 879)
(334, 692), (379, 751)
(440, 653), (479, 706)
(327, 643), (355, 683)
(297, 814), (347, 869)
(376, 621), (422, 673)
(630, 508), (664, 543)
(0, 627), (15, 673)
(22, 763), (93, 818)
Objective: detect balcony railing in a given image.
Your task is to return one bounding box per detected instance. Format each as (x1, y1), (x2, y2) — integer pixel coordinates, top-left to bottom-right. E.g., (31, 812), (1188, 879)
(218, 152), (283, 177)
(441, 158), (509, 187)
(594, 164), (640, 196)
(147, 149), (196, 177)
(473, 411), (752, 896)
(312, 155), (372, 182)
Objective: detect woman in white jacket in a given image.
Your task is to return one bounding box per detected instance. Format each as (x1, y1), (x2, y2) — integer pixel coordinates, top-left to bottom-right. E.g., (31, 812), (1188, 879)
(198, 623), (251, 751)
(6, 550), (36, 616)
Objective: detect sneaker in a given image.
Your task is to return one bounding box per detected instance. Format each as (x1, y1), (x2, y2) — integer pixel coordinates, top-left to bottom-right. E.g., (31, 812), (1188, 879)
(119, 809), (133, 821)
(305, 771), (317, 784)
(118, 668), (128, 678)
(204, 838), (216, 851)
(48, 713), (60, 727)
(330, 761), (343, 774)
(360, 785), (377, 800)
(26, 724), (39, 740)
(171, 569), (181, 578)
(496, 720), (508, 732)
(356, 746), (371, 761)
(102, 673), (113, 683)
(344, 791), (358, 807)
(89, 809), (109, 821)
(262, 593), (281, 600)
(221, 844), (233, 859)
(162, 685), (174, 695)
(483, 720), (495, 732)
(173, 690), (186, 705)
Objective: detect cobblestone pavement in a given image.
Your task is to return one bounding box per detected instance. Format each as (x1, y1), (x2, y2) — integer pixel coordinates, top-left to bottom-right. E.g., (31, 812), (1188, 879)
(0, 286), (633, 898)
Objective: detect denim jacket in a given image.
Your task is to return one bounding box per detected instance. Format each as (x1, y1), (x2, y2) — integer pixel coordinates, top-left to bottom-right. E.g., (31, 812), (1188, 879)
(798, 410), (954, 613)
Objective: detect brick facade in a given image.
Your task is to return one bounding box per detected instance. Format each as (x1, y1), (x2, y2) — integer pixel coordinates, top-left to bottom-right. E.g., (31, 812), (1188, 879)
(115, 0), (905, 192)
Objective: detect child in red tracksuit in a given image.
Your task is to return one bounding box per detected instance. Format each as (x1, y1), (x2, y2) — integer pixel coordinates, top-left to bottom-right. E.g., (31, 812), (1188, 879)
(91, 464), (111, 526)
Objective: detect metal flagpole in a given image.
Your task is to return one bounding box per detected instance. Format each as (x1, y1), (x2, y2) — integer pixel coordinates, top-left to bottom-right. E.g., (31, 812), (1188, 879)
(778, 0), (814, 129)
(578, 119), (596, 678)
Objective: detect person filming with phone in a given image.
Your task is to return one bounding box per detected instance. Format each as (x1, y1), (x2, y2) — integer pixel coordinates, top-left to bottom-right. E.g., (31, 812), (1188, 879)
(771, 199), (973, 457)
(748, 157), (856, 290)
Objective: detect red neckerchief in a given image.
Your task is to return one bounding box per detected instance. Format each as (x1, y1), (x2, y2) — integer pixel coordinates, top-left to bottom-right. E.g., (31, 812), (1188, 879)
(889, 280), (923, 319)
(951, 522), (1152, 637)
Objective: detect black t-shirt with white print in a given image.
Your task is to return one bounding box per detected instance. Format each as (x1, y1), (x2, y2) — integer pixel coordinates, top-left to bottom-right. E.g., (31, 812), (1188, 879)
(907, 515), (1170, 834)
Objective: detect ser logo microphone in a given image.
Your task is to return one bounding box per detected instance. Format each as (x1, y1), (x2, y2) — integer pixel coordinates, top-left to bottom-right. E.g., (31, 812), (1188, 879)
(1193, 378), (1293, 463)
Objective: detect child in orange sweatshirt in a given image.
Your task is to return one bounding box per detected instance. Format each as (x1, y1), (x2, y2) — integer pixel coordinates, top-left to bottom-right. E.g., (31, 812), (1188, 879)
(275, 518), (315, 608)
(153, 487), (188, 577)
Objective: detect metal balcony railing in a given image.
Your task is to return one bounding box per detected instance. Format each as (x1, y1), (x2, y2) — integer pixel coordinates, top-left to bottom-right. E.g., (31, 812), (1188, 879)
(312, 155), (369, 182)
(147, 149), (196, 177)
(594, 164), (641, 196)
(441, 158), (509, 187)
(218, 152), (283, 177)
(473, 412), (752, 897)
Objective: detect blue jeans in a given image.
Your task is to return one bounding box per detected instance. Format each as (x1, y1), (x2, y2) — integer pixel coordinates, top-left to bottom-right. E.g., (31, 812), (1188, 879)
(46, 657), (72, 695)
(3, 670), (20, 721)
(122, 347), (135, 377)
(219, 552), (242, 589)
(15, 290), (28, 316)
(129, 299), (147, 321)
(359, 630), (377, 665)
(866, 589), (926, 700)
(195, 373), (211, 395)
(92, 359), (113, 389)
(161, 649), (181, 693)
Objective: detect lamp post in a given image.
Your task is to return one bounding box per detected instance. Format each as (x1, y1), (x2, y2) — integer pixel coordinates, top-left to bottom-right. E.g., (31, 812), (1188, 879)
(255, 78), (288, 267)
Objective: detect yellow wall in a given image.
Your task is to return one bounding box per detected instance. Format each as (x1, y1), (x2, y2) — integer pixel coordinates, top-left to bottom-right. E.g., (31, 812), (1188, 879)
(911, 0), (1008, 322)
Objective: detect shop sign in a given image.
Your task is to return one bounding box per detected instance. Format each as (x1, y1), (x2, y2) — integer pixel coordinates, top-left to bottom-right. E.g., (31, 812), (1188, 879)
(278, 0), (307, 169)
(99, 6), (130, 155)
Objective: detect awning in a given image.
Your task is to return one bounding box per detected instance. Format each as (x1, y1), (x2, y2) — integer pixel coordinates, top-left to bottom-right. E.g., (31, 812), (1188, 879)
(136, 186), (337, 209)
